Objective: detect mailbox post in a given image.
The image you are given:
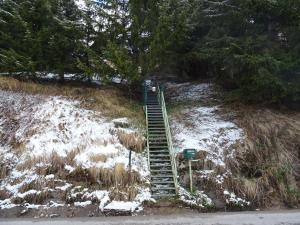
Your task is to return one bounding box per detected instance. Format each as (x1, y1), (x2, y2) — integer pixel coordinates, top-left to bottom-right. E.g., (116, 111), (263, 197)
(183, 149), (197, 192)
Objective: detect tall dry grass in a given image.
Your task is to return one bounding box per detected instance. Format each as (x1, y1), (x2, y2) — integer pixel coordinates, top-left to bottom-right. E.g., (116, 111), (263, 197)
(116, 130), (145, 153)
(227, 108), (300, 207)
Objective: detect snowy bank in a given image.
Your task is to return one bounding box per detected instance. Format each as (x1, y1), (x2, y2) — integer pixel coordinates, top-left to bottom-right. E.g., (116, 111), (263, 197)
(0, 90), (150, 213)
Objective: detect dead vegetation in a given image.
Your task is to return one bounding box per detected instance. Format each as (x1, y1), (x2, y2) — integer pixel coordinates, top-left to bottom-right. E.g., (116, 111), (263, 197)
(116, 130), (145, 153)
(178, 106), (300, 209)
(0, 158), (9, 180)
(11, 191), (50, 205)
(217, 108), (300, 208)
(0, 76), (144, 122)
(230, 108), (300, 207)
(86, 164), (141, 188)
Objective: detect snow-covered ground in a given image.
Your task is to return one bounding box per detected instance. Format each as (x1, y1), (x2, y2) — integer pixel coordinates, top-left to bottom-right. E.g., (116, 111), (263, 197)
(166, 82), (248, 208)
(0, 90), (152, 214)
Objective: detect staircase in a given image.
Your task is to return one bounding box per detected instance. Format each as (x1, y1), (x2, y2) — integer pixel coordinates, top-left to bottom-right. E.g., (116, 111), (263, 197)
(144, 81), (178, 199)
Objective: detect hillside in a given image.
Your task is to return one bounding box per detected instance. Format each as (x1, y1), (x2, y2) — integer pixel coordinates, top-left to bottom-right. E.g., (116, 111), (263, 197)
(0, 77), (298, 218)
(0, 77), (153, 217)
(166, 81), (300, 209)
(0, 0), (299, 219)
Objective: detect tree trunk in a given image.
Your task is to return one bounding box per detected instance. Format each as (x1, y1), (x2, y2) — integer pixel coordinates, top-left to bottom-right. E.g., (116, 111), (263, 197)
(59, 71), (64, 83)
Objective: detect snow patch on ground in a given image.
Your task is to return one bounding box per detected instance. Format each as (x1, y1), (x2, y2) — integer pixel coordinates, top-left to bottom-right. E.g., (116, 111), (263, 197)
(166, 82), (215, 102)
(167, 82), (247, 208)
(0, 90), (149, 212)
(172, 106), (243, 166)
(179, 187), (213, 208)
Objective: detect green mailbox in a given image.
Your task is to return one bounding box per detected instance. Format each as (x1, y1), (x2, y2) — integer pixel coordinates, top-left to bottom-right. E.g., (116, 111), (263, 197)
(183, 149), (197, 160)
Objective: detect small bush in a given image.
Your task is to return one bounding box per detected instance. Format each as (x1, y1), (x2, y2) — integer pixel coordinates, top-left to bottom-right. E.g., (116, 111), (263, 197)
(117, 131), (145, 153)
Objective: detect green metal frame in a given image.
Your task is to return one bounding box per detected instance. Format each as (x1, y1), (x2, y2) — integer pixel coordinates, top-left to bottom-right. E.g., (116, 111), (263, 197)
(157, 85), (179, 194)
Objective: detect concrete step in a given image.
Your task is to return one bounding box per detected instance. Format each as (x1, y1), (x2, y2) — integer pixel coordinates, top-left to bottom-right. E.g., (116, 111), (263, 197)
(149, 146), (168, 149)
(149, 143), (168, 146)
(151, 174), (174, 179)
(150, 165), (172, 169)
(152, 194), (176, 199)
(152, 180), (174, 184)
(148, 131), (166, 134)
(151, 169), (173, 173)
(151, 187), (176, 191)
(150, 155), (170, 158)
(149, 153), (169, 156)
(149, 137), (167, 140)
(149, 148), (169, 152)
(150, 159), (171, 163)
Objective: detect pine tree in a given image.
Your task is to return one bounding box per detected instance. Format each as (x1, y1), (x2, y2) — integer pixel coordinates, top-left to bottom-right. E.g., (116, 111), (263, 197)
(47, 0), (83, 81)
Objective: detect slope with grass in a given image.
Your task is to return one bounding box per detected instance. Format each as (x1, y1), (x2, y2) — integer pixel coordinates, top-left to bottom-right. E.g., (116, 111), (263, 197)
(166, 81), (300, 210)
(0, 77), (153, 217)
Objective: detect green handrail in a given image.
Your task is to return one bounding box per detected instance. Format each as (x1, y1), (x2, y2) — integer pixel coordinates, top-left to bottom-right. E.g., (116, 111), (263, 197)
(157, 85), (179, 194)
(145, 105), (150, 172)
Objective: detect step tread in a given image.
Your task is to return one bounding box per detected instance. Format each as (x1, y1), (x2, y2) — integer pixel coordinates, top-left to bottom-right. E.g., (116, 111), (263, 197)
(150, 160), (171, 162)
(151, 170), (173, 172)
(152, 181), (174, 184)
(151, 187), (176, 190)
(152, 194), (176, 198)
(151, 175), (174, 178)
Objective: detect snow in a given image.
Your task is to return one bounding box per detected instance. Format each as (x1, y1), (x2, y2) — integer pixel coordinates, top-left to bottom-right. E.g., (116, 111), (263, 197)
(167, 82), (247, 208)
(55, 183), (73, 191)
(172, 106), (243, 166)
(0, 89), (150, 212)
(168, 82), (243, 167)
(0, 90), (151, 210)
(134, 188), (154, 203)
(0, 199), (17, 209)
(223, 190), (250, 207)
(75, 0), (86, 10)
(74, 201), (92, 207)
(48, 201), (64, 208)
(17, 190), (39, 198)
(178, 187), (213, 208)
(104, 201), (140, 212)
(166, 82), (214, 102)
(45, 174), (55, 180)
(65, 165), (75, 173)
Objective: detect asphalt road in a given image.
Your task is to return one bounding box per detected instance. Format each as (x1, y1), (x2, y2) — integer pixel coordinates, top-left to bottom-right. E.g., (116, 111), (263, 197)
(1, 210), (300, 225)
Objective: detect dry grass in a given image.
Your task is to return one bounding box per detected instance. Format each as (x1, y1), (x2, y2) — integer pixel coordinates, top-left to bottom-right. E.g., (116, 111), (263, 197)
(0, 189), (11, 200)
(87, 163), (141, 188)
(0, 76), (144, 123)
(12, 191), (50, 205)
(19, 180), (43, 194)
(110, 186), (139, 201)
(225, 107), (300, 207)
(0, 160), (9, 180)
(117, 130), (145, 153)
(188, 106), (300, 209)
(89, 154), (108, 163)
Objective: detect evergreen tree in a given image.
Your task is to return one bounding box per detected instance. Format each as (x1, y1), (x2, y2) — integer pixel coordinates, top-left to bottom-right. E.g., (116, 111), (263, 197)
(47, 0), (83, 81)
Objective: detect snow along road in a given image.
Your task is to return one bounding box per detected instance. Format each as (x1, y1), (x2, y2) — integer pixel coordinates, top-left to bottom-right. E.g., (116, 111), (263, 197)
(1, 210), (300, 225)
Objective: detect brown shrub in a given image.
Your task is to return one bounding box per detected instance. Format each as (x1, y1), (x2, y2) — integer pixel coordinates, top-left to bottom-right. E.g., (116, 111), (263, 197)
(0, 189), (11, 200)
(89, 154), (108, 163)
(117, 131), (145, 153)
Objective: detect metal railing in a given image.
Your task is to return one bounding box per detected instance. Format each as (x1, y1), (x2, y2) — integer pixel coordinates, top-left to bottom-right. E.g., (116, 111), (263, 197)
(157, 85), (179, 194)
(143, 81), (151, 172)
